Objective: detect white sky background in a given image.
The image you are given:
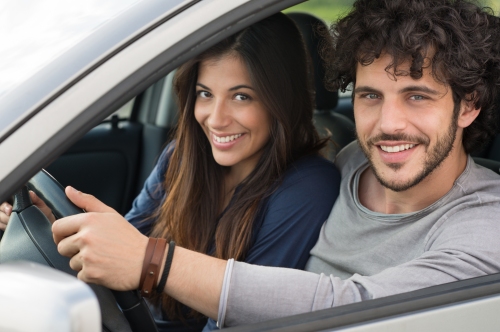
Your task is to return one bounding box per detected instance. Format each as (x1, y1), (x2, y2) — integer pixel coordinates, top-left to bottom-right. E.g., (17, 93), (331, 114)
(0, 0), (139, 97)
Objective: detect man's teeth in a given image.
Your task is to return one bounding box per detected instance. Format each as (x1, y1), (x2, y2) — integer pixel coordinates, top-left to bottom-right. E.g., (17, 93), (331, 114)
(380, 144), (415, 153)
(214, 133), (242, 143)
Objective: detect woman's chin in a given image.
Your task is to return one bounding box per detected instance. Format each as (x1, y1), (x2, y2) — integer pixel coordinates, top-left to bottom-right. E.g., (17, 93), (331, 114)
(212, 155), (239, 167)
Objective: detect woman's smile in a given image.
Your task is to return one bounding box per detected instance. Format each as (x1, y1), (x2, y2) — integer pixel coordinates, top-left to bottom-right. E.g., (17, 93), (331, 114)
(210, 132), (245, 151)
(212, 132), (244, 144)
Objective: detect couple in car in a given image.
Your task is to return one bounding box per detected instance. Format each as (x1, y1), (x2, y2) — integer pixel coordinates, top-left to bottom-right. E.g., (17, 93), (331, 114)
(2, 0), (500, 330)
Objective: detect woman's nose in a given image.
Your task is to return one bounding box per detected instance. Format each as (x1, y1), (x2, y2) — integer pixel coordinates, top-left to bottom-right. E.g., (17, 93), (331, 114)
(207, 100), (231, 128)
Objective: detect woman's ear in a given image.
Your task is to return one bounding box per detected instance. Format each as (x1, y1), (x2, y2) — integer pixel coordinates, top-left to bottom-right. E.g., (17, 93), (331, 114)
(457, 99), (481, 129)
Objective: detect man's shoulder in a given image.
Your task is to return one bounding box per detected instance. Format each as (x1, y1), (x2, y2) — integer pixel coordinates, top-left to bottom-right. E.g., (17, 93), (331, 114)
(430, 160), (500, 236)
(458, 157), (500, 198)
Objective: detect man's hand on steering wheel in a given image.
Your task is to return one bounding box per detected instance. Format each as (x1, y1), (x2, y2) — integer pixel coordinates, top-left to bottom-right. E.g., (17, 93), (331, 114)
(52, 186), (149, 291)
(0, 191), (56, 230)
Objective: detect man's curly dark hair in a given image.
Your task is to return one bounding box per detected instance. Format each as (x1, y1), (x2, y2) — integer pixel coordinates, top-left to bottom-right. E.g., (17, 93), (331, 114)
(321, 0), (500, 153)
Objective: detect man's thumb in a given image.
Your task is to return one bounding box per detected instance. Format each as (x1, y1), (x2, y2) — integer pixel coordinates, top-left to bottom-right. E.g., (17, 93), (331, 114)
(65, 186), (115, 213)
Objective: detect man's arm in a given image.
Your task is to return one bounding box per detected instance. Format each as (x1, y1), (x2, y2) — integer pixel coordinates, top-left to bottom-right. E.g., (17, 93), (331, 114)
(53, 187), (226, 319)
(162, 246), (226, 319)
(219, 204), (500, 326)
(53, 188), (500, 327)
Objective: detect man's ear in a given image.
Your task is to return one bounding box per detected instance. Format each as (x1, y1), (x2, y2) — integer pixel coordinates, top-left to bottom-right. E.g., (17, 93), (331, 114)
(457, 99), (480, 129)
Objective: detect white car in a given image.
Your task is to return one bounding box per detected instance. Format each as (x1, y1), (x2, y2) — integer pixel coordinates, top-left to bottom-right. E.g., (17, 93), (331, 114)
(1, 0), (500, 331)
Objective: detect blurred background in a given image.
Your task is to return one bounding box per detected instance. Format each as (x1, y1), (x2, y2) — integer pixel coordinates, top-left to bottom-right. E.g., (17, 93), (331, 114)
(285, 0), (500, 24)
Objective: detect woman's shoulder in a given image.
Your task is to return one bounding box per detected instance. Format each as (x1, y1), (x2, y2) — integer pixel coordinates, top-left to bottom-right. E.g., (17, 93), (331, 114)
(271, 154), (340, 197)
(156, 141), (176, 174)
(282, 154), (340, 182)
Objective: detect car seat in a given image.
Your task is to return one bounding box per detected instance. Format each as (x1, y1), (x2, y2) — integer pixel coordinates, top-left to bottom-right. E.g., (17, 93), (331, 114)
(467, 96), (500, 174)
(287, 12), (356, 161)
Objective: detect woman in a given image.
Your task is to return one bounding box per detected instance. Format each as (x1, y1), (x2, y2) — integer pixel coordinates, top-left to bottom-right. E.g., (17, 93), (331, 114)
(2, 13), (340, 331)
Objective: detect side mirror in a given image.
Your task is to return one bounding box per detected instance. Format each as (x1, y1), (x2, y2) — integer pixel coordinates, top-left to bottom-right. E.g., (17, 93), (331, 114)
(0, 261), (100, 332)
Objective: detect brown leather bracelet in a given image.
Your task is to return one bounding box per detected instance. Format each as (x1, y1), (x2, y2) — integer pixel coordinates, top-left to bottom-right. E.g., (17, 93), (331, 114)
(139, 237), (157, 290)
(141, 238), (167, 297)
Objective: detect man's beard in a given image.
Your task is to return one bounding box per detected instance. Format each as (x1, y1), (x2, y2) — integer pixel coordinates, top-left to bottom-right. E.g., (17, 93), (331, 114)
(358, 111), (459, 192)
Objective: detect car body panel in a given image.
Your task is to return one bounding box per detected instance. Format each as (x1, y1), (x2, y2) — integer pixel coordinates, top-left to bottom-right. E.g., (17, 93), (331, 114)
(0, 261), (100, 331)
(224, 273), (500, 331)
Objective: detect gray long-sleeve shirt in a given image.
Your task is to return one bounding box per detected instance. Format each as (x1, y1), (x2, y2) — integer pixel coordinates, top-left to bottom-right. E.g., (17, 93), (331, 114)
(218, 142), (500, 327)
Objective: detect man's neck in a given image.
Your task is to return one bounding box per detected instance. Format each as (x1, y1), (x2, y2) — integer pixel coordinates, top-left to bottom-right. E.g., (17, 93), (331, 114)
(358, 150), (469, 214)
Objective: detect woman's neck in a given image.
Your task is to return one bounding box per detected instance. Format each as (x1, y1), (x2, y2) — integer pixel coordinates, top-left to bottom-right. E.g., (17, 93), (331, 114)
(221, 152), (263, 211)
(222, 171), (241, 212)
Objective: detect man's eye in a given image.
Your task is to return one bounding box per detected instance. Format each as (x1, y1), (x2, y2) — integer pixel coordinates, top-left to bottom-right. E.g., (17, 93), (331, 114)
(364, 93), (379, 99)
(410, 95), (425, 101)
(234, 93), (250, 101)
(197, 91), (212, 98)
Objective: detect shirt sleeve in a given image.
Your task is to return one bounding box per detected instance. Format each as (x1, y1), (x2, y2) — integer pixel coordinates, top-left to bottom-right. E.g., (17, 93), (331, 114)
(221, 205), (500, 327)
(243, 157), (340, 269)
(124, 143), (173, 235)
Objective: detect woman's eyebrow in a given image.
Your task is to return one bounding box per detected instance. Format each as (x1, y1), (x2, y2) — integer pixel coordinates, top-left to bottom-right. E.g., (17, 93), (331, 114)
(196, 83), (211, 90)
(229, 84), (254, 91)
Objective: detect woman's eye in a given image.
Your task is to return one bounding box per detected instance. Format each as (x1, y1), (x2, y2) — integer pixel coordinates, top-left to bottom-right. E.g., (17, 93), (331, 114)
(197, 90), (212, 98)
(234, 93), (250, 101)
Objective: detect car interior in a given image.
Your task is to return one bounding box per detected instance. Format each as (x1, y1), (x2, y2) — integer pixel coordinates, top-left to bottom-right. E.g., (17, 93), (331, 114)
(43, 11), (359, 216)
(44, 10), (500, 218)
(3, 2), (500, 331)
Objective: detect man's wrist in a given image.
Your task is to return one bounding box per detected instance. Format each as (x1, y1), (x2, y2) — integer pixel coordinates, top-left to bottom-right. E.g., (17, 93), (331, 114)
(156, 241), (176, 293)
(138, 237), (167, 297)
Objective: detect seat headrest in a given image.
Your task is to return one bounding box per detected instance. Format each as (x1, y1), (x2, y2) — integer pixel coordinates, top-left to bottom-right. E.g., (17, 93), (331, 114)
(287, 12), (338, 111)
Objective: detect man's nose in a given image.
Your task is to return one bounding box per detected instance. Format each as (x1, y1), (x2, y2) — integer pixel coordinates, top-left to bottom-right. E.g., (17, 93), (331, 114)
(207, 99), (231, 128)
(378, 99), (408, 134)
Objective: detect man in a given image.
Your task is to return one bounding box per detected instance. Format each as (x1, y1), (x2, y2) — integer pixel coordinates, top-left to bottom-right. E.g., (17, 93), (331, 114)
(51, 0), (500, 328)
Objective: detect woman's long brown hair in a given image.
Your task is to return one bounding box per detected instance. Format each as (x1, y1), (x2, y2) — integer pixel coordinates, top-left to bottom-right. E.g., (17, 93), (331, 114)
(150, 12), (328, 321)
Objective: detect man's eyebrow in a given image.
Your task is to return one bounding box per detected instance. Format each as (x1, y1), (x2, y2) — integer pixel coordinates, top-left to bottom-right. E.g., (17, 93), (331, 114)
(353, 85), (442, 96)
(399, 85), (441, 95)
(353, 86), (382, 95)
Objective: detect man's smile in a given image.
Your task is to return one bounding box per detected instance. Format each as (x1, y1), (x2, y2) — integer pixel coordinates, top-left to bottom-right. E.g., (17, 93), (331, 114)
(379, 144), (416, 153)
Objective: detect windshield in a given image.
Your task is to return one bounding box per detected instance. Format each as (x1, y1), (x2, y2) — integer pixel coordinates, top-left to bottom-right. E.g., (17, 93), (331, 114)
(0, 0), (140, 98)
(0, 0), (190, 144)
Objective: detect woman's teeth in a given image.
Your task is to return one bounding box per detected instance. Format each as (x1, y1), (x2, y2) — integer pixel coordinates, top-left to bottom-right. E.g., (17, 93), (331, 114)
(380, 144), (415, 153)
(214, 133), (242, 143)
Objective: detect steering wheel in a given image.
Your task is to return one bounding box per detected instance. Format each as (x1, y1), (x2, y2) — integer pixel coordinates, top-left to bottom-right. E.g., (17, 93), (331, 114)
(0, 169), (158, 332)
